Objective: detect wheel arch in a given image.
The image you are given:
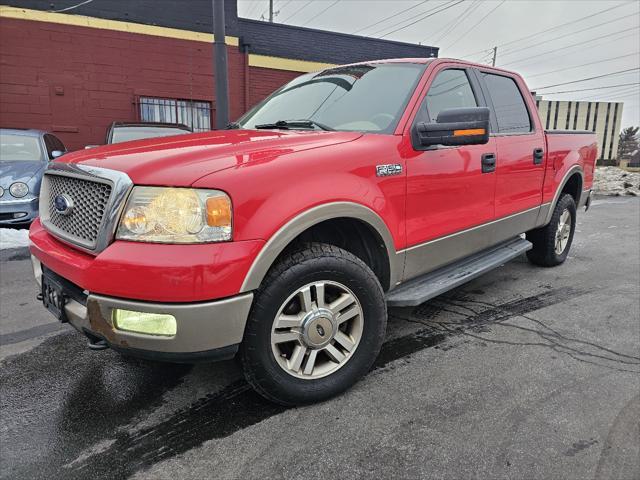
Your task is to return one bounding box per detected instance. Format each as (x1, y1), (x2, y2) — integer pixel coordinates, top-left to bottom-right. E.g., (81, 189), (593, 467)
(240, 202), (402, 293)
(542, 165), (584, 226)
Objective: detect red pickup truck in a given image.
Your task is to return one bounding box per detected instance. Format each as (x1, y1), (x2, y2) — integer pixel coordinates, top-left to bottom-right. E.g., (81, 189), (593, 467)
(30, 58), (597, 405)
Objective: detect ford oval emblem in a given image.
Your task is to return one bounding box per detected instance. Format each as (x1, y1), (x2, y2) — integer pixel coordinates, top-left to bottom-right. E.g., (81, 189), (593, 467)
(53, 194), (74, 216)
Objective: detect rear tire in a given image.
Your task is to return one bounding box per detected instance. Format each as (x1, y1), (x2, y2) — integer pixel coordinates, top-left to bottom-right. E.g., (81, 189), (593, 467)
(526, 194), (576, 267)
(240, 242), (387, 406)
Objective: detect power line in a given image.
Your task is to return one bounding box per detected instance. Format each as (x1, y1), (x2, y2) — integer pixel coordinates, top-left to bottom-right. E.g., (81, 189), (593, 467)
(501, 26), (640, 67)
(429, 0), (479, 45)
(280, 0), (313, 23)
(300, 0), (340, 27)
(459, 2), (634, 59)
(368, 0), (459, 37)
(541, 82), (640, 95)
(534, 68), (640, 90)
(378, 0), (466, 39)
(526, 52), (640, 79)
(444, 0), (506, 50)
(277, 0), (295, 10)
(352, 0), (431, 35)
(511, 31), (640, 70)
(500, 13), (631, 58)
(421, 2), (470, 45)
(579, 85), (640, 100)
(246, 0), (263, 18)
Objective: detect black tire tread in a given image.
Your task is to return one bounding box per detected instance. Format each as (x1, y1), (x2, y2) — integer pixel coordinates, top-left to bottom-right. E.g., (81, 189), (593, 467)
(526, 194), (576, 267)
(240, 242), (386, 406)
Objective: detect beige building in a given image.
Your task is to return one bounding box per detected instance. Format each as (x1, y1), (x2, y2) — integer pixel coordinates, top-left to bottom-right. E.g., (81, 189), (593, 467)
(536, 99), (623, 162)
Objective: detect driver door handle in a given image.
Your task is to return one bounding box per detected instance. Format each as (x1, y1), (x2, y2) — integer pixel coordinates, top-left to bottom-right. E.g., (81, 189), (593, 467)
(481, 153), (496, 173)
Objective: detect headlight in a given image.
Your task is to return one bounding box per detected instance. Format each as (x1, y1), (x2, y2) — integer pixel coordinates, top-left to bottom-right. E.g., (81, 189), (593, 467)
(9, 182), (29, 198)
(116, 187), (232, 243)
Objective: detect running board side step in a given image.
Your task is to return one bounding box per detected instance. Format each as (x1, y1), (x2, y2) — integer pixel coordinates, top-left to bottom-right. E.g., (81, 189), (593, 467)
(386, 237), (532, 307)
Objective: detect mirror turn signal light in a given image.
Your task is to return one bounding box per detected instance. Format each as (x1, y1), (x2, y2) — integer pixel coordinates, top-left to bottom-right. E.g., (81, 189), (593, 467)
(453, 128), (486, 137)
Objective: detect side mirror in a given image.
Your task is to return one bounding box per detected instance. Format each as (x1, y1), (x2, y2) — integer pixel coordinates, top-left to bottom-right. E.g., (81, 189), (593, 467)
(413, 107), (490, 148)
(51, 150), (65, 159)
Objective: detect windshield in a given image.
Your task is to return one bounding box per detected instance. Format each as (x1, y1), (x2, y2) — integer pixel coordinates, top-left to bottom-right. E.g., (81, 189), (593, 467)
(0, 134), (44, 162)
(110, 126), (189, 144)
(238, 63), (426, 134)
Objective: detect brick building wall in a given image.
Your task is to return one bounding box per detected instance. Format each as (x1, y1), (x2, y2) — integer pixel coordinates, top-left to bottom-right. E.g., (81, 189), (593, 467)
(0, 2), (438, 151)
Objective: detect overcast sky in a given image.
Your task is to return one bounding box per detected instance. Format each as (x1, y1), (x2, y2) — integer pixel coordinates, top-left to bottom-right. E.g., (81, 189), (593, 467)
(238, 0), (640, 128)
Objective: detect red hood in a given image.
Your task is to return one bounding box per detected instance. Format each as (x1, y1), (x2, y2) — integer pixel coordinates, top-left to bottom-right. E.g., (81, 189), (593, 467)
(57, 129), (363, 186)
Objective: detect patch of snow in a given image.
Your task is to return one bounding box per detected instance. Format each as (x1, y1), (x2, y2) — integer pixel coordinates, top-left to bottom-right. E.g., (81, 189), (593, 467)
(593, 167), (640, 197)
(0, 228), (30, 249)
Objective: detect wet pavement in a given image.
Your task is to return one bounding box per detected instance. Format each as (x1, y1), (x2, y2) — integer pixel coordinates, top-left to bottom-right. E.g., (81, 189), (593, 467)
(1, 197), (639, 480)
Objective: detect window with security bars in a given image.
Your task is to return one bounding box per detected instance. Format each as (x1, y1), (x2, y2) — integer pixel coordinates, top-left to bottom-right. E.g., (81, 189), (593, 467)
(138, 97), (212, 132)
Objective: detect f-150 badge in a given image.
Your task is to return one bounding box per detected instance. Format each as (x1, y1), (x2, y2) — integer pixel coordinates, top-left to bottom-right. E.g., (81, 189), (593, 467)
(376, 164), (402, 177)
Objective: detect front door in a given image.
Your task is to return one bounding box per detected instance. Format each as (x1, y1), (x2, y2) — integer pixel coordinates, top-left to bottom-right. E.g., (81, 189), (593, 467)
(404, 66), (497, 279)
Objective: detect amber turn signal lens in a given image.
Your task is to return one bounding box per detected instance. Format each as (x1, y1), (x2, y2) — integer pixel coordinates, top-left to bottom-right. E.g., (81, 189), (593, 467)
(206, 196), (232, 227)
(453, 128), (485, 137)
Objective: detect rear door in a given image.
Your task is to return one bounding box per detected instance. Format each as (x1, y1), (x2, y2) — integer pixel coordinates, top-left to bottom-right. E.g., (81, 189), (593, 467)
(474, 70), (545, 218)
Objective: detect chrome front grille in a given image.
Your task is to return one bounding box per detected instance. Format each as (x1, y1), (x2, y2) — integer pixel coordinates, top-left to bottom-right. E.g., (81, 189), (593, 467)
(46, 175), (112, 247)
(40, 164), (133, 254)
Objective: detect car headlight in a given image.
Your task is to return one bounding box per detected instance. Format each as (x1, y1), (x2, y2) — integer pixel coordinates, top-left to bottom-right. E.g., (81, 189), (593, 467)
(116, 187), (232, 243)
(9, 182), (29, 198)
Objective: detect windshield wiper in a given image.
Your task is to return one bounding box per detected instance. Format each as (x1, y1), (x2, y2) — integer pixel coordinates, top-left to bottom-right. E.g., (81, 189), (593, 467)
(254, 119), (335, 131)
(226, 122), (241, 129)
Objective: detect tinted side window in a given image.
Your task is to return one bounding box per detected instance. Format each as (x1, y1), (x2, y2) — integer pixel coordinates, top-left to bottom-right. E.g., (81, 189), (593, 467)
(43, 134), (55, 158)
(482, 73), (531, 133)
(51, 135), (66, 152)
(425, 69), (477, 123)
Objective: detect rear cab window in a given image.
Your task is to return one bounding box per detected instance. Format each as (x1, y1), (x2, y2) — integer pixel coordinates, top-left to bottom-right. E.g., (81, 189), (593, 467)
(481, 73), (532, 134)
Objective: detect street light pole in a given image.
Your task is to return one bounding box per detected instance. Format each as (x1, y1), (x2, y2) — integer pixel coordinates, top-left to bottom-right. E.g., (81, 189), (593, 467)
(213, 0), (229, 129)
(269, 0), (274, 22)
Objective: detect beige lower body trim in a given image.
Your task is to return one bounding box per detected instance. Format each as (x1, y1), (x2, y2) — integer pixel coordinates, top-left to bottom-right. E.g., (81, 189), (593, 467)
(32, 255), (252, 353)
(400, 206), (543, 281)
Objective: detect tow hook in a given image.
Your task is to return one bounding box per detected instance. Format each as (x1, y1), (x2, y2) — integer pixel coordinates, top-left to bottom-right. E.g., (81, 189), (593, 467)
(87, 338), (109, 351)
(84, 330), (109, 350)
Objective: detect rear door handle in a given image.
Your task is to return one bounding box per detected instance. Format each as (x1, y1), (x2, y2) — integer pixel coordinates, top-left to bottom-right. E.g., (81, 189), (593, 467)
(533, 148), (544, 165)
(481, 153), (496, 173)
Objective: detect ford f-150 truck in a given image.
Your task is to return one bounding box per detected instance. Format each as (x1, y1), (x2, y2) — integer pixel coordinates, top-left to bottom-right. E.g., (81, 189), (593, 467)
(30, 58), (597, 405)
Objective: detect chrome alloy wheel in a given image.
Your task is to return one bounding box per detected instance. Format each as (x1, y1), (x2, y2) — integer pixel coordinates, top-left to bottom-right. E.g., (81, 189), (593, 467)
(270, 281), (364, 380)
(555, 209), (572, 255)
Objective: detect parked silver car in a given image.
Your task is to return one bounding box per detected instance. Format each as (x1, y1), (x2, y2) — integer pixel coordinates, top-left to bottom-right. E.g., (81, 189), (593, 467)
(0, 129), (66, 225)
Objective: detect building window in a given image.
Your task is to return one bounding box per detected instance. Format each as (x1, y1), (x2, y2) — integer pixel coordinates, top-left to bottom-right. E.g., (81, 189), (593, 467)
(565, 102), (572, 129)
(137, 97), (212, 132)
(573, 102), (580, 130)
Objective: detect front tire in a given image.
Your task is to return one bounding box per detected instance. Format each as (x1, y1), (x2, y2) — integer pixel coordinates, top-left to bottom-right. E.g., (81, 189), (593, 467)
(526, 194), (577, 267)
(240, 243), (387, 406)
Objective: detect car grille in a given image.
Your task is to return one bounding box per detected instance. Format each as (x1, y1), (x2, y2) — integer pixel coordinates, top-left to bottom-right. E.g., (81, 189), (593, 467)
(44, 174), (113, 249)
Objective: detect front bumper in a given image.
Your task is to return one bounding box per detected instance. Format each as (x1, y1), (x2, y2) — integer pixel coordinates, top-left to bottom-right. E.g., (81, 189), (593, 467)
(32, 256), (254, 362)
(0, 197), (38, 224)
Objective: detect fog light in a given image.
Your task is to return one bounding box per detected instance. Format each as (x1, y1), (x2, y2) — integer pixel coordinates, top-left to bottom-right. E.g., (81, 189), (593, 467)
(112, 309), (177, 336)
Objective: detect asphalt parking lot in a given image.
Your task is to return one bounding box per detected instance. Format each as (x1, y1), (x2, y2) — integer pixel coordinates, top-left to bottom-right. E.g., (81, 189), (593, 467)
(1, 197), (638, 480)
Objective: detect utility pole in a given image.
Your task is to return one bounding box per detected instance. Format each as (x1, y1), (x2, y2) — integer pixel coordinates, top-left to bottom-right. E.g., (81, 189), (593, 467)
(213, 0), (229, 129)
(269, 0), (274, 22)
(491, 46), (497, 67)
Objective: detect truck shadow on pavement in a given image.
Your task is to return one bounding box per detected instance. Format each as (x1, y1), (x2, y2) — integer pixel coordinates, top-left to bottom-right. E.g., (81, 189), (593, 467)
(2, 285), (638, 480)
